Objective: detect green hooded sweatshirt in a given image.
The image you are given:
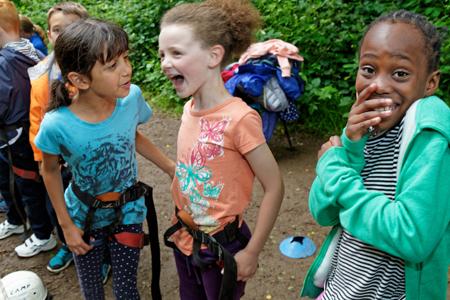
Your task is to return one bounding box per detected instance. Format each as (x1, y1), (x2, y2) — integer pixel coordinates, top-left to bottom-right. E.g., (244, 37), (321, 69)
(301, 96), (450, 300)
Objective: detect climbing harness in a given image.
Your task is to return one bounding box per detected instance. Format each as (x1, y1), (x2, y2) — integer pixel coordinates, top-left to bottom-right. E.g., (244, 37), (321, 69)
(164, 208), (249, 300)
(71, 181), (161, 300)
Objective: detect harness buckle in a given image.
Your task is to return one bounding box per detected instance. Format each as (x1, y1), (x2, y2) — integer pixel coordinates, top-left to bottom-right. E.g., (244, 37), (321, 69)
(216, 241), (223, 259)
(223, 222), (237, 243)
(177, 210), (198, 230)
(92, 199), (103, 208)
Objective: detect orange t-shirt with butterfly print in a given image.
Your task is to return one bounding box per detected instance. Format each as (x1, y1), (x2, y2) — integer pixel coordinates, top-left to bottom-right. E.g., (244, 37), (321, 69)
(171, 97), (266, 255)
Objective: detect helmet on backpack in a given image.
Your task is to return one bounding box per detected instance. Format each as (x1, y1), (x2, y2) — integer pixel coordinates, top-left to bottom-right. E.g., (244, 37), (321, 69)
(0, 270), (48, 300)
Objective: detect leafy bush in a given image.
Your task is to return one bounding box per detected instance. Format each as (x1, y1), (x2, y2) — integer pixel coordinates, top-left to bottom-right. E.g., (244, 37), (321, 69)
(14, 0), (449, 135)
(14, 0), (184, 114)
(253, 0), (450, 134)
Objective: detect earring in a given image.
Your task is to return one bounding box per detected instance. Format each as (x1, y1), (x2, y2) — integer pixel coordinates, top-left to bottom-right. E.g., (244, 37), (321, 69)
(65, 82), (79, 100)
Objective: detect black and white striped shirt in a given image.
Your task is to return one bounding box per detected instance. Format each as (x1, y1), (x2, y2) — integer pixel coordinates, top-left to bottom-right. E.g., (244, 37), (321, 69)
(323, 120), (406, 300)
(4, 38), (41, 63)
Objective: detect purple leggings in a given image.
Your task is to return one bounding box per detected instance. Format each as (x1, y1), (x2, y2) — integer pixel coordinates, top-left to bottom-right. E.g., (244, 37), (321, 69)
(174, 222), (251, 300)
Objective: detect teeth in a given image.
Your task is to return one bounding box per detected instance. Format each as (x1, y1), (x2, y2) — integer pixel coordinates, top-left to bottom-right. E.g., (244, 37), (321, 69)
(375, 106), (394, 112)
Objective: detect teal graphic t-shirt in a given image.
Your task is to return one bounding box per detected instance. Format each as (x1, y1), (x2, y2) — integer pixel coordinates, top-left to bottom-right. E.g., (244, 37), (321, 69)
(35, 84), (151, 229)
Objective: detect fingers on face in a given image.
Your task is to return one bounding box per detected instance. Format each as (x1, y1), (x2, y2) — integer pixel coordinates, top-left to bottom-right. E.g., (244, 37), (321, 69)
(350, 110), (381, 123)
(352, 98), (393, 116)
(350, 117), (381, 133)
(348, 103), (392, 129)
(355, 83), (377, 106)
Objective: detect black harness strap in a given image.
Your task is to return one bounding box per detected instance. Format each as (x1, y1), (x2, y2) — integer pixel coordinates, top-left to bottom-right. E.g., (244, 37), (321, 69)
(144, 185), (161, 300)
(164, 210), (249, 300)
(71, 181), (161, 300)
(0, 123), (31, 238)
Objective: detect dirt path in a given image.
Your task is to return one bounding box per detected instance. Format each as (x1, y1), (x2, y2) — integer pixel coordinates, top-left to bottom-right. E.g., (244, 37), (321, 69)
(0, 111), (330, 299)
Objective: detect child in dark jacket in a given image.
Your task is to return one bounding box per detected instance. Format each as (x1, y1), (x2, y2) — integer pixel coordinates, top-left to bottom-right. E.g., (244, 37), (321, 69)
(0, 0), (55, 257)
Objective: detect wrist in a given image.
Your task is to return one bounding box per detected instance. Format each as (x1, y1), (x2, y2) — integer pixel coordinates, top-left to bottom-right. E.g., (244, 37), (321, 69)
(345, 129), (361, 141)
(168, 161), (176, 178)
(59, 219), (75, 230)
(243, 243), (262, 257)
(341, 127), (368, 153)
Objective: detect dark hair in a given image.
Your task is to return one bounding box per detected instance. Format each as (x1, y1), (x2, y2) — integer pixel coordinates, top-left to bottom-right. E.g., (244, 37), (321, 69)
(361, 9), (447, 72)
(161, 0), (261, 66)
(19, 15), (47, 45)
(49, 18), (129, 111)
(19, 14), (34, 34)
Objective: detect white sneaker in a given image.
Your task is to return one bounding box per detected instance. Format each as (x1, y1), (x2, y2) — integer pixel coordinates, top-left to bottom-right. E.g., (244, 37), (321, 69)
(0, 220), (25, 240)
(15, 234), (57, 258)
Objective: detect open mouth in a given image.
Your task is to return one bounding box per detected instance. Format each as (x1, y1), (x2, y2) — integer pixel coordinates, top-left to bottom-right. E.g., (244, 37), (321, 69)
(121, 80), (131, 87)
(168, 74), (185, 89)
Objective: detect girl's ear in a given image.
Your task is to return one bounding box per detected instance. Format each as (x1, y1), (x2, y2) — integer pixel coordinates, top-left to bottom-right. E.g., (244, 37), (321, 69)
(425, 70), (440, 96)
(67, 71), (90, 90)
(208, 44), (225, 68)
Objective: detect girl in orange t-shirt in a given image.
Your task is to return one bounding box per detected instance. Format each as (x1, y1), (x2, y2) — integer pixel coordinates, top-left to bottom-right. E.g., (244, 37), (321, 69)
(159, 1), (284, 299)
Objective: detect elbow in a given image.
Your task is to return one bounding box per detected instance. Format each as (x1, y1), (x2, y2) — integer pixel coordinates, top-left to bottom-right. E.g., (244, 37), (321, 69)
(398, 242), (434, 264)
(309, 195), (340, 227)
(279, 177), (285, 200)
(276, 175), (285, 207)
(40, 167), (51, 180)
(40, 163), (58, 179)
(313, 211), (339, 227)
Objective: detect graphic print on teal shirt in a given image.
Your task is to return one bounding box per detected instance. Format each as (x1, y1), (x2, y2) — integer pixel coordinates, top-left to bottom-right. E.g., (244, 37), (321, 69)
(69, 134), (134, 193)
(34, 84), (151, 228)
(176, 117), (229, 227)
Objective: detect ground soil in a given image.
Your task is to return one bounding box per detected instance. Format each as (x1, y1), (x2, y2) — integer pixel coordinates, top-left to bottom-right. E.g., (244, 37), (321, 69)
(1, 112), (447, 299)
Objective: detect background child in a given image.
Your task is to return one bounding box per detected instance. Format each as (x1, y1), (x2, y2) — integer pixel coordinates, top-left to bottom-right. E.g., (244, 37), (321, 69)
(0, 0), (56, 257)
(158, 0), (284, 299)
(28, 1), (89, 275)
(302, 10), (449, 300)
(19, 14), (48, 57)
(35, 19), (174, 299)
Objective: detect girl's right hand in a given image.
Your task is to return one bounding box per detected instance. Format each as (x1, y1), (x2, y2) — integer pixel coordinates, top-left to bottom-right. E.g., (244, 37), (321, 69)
(62, 223), (92, 256)
(346, 83), (393, 141)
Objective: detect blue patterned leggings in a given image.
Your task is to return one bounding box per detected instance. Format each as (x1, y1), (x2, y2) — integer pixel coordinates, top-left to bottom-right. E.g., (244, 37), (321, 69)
(73, 224), (142, 300)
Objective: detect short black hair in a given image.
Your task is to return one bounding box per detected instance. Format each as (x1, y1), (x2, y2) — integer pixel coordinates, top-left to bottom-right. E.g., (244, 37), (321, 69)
(361, 10), (447, 72)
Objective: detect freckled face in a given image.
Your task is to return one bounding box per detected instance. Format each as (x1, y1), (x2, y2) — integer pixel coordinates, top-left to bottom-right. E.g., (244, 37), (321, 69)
(158, 24), (211, 99)
(356, 22), (435, 131)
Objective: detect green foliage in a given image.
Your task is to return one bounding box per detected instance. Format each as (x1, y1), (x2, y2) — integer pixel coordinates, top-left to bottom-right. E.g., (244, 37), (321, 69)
(14, 0), (184, 113)
(253, 0), (450, 134)
(14, 0), (450, 134)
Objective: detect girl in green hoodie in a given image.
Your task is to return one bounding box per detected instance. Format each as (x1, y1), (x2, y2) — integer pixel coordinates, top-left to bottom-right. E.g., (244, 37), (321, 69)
(302, 10), (449, 300)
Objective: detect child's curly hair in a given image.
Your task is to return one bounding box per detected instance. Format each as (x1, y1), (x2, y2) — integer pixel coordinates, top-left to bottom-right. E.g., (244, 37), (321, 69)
(161, 0), (262, 66)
